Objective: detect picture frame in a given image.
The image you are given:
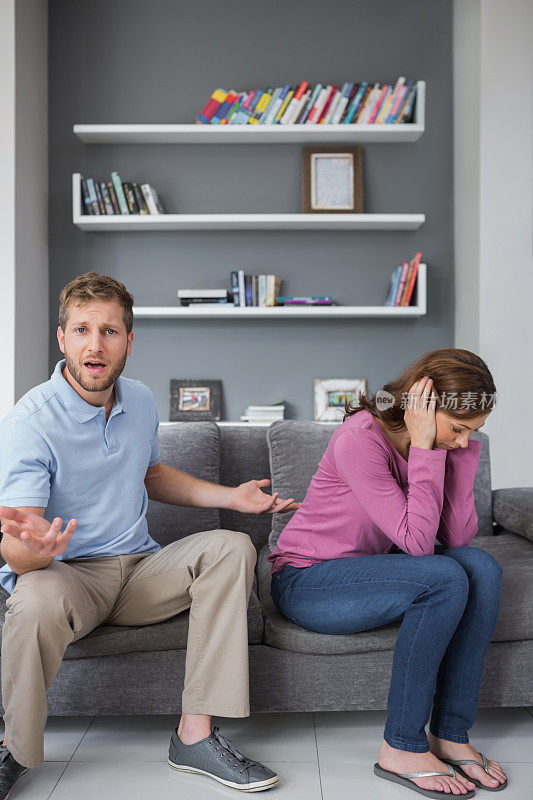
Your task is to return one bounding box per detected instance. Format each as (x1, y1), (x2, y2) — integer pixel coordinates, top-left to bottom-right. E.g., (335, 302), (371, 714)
(170, 379), (222, 421)
(314, 378), (368, 422)
(302, 146), (363, 213)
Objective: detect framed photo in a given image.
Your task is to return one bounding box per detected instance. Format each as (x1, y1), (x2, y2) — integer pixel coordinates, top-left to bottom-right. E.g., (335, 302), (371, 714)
(314, 378), (367, 422)
(302, 146), (363, 213)
(170, 379), (222, 421)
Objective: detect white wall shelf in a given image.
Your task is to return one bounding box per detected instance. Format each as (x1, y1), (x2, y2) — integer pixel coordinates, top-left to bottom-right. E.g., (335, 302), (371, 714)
(72, 175), (425, 231)
(73, 83), (425, 145)
(131, 265), (426, 319)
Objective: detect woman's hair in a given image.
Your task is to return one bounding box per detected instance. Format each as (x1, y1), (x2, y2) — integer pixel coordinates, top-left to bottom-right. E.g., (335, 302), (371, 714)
(59, 272), (134, 334)
(344, 348), (497, 431)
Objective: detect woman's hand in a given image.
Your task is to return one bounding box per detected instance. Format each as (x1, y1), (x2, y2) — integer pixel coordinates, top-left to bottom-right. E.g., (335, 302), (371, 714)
(404, 376), (437, 450)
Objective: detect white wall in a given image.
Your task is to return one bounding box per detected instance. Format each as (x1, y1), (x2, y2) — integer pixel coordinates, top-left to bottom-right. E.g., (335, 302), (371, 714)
(0, 0), (16, 419)
(0, 0), (48, 420)
(454, 0), (533, 489)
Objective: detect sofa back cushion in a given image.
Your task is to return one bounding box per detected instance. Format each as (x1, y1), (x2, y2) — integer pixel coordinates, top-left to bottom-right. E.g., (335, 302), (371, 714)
(146, 422), (220, 547)
(267, 421), (493, 550)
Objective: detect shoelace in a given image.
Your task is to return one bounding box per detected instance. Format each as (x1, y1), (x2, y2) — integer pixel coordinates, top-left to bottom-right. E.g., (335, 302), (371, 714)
(211, 727), (261, 775)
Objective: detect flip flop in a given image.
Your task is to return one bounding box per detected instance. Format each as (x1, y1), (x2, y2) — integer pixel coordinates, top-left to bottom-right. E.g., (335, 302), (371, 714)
(443, 753), (508, 791)
(374, 762), (476, 798)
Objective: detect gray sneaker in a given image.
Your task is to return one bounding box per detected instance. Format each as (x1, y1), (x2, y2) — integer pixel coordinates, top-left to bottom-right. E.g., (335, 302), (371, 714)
(168, 726), (279, 792)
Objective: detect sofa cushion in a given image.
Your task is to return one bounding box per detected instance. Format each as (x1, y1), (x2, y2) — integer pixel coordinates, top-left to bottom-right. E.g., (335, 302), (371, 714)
(146, 422), (221, 547)
(267, 421), (494, 550)
(219, 425), (272, 551)
(0, 576), (263, 659)
(257, 533), (533, 655)
(267, 421), (337, 549)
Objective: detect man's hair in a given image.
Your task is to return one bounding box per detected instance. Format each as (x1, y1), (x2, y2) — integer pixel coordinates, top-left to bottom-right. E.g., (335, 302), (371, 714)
(59, 272), (134, 333)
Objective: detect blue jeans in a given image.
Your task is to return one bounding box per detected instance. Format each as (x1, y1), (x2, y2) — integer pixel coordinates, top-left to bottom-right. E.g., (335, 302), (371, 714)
(271, 544), (503, 752)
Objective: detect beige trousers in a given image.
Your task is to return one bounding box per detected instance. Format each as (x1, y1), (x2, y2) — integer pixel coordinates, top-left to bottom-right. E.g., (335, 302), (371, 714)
(1, 528), (257, 768)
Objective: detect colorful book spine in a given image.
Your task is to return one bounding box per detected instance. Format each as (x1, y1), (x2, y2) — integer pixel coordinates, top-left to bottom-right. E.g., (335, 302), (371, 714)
(262, 84), (290, 124)
(249, 88), (274, 124)
(280, 81), (309, 124)
(402, 252), (421, 305)
(111, 172), (129, 214)
(317, 84), (339, 124)
(211, 90), (239, 124)
(330, 82), (355, 124)
(106, 181), (120, 214)
(273, 88), (295, 124)
(196, 88), (228, 124)
(298, 83), (322, 124)
(344, 82), (368, 123)
(230, 270), (240, 306)
(394, 263), (410, 305)
(305, 85), (331, 124)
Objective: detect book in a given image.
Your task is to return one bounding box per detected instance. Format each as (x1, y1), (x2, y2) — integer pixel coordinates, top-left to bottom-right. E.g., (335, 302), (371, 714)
(277, 296), (334, 305)
(132, 183), (149, 214)
(196, 88), (228, 124)
(402, 252), (421, 305)
(93, 181), (106, 215)
(244, 275), (253, 306)
(180, 298), (230, 306)
(141, 184), (160, 215)
(230, 270), (240, 306)
(394, 262), (410, 306)
(123, 182), (138, 213)
(178, 289), (229, 299)
(212, 90), (239, 124)
(111, 171), (129, 214)
(107, 181), (120, 214)
(249, 88), (274, 124)
(238, 269), (246, 308)
(266, 275), (282, 306)
(81, 179), (94, 215)
(280, 81), (309, 124)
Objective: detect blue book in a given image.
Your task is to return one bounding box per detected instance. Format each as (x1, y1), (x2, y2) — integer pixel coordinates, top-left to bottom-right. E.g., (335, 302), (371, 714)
(386, 266), (402, 306)
(328, 82), (354, 124)
(343, 82), (368, 124)
(270, 85), (292, 125)
(298, 84), (322, 125)
(387, 80), (414, 124)
(259, 86), (282, 123)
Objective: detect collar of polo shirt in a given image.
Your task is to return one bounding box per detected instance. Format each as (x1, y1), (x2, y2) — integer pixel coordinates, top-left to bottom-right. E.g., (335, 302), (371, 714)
(51, 360), (125, 424)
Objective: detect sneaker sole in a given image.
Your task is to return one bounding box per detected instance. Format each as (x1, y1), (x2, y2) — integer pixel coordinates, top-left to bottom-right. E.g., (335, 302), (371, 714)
(3, 768), (28, 800)
(168, 759), (279, 792)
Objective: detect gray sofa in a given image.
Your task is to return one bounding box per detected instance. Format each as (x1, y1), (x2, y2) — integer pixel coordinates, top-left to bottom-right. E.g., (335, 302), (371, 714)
(1, 420), (532, 716)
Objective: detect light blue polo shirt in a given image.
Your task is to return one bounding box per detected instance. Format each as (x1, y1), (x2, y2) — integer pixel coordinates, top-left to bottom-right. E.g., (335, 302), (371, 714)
(0, 360), (162, 594)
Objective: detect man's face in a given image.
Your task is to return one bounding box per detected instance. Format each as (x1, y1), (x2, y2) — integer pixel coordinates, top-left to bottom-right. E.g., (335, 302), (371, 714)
(57, 300), (134, 393)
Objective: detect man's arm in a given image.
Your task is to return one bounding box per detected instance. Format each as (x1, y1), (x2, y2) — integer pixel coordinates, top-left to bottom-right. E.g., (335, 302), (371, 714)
(1, 507), (53, 574)
(144, 463), (299, 515)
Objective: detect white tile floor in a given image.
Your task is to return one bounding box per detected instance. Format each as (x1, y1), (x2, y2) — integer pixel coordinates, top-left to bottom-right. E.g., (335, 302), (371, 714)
(2, 707), (532, 799)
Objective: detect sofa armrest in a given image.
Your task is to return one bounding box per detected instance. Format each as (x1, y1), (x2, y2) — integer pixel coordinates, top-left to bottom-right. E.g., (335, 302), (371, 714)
(492, 488), (533, 543)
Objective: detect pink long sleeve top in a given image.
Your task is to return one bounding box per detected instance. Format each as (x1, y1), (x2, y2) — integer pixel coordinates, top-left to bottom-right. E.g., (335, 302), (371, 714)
(268, 408), (482, 574)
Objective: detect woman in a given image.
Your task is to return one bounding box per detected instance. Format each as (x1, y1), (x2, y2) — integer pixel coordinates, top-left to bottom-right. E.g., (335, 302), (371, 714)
(269, 349), (508, 798)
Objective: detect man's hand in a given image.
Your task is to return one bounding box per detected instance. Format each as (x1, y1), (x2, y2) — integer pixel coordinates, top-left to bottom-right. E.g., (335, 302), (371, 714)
(228, 480), (301, 515)
(0, 506), (77, 558)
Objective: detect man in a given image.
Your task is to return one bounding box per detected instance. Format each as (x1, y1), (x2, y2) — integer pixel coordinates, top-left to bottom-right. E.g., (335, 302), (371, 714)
(0, 272), (297, 798)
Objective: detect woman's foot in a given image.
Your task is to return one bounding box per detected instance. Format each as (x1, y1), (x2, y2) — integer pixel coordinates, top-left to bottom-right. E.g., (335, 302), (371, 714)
(378, 739), (476, 795)
(427, 732), (507, 788)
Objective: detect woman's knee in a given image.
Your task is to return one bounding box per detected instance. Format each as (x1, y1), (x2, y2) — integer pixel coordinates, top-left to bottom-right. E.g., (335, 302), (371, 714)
(424, 555), (470, 600)
(447, 545), (503, 586)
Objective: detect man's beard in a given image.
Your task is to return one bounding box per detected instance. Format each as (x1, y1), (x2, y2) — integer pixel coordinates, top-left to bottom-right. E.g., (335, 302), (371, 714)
(64, 348), (128, 393)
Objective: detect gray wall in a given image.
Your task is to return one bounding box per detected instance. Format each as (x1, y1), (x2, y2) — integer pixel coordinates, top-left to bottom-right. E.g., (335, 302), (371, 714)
(49, 0), (453, 421)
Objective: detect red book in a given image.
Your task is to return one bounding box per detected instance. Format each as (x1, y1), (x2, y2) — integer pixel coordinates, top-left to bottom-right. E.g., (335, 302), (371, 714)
(317, 84), (338, 124)
(196, 89), (228, 124)
(402, 252), (422, 306)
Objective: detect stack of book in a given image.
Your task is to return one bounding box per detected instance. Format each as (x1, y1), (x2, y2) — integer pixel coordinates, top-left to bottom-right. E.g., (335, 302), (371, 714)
(241, 403), (286, 423)
(177, 289), (231, 307)
(231, 271), (282, 307)
(196, 77), (417, 126)
(276, 296), (334, 306)
(81, 172), (164, 216)
(385, 252), (421, 306)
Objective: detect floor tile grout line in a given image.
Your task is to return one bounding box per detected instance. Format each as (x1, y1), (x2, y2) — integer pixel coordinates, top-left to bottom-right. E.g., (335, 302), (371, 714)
(45, 761), (71, 800)
(312, 712), (325, 800)
(65, 716), (97, 764)
(46, 716), (97, 798)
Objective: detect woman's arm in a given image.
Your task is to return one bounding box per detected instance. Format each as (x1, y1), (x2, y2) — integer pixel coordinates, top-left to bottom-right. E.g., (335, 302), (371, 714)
(436, 440), (482, 547)
(334, 427), (447, 556)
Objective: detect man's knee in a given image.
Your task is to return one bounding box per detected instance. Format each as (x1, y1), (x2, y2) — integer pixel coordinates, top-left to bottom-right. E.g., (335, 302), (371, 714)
(212, 529), (257, 566)
(5, 572), (71, 631)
